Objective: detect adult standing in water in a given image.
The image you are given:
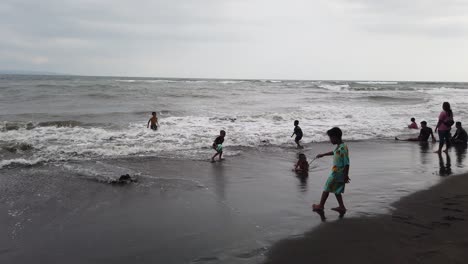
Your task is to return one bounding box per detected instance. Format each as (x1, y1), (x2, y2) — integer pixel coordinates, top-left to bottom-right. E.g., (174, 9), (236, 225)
(435, 102), (454, 154)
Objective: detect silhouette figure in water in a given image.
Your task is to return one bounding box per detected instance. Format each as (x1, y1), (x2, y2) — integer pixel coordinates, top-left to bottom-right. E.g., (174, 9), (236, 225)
(111, 174), (137, 184)
(454, 144), (467, 168)
(438, 152), (452, 177)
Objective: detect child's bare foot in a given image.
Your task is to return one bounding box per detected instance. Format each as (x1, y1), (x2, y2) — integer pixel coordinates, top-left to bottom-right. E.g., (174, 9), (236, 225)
(331, 207), (347, 214)
(312, 204), (324, 211)
(211, 159), (216, 163)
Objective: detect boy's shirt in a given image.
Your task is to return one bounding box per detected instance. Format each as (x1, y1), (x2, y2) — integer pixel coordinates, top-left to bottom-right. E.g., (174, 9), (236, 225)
(419, 127), (433, 141)
(330, 143), (350, 182)
(214, 136), (224, 146)
(294, 126), (303, 137)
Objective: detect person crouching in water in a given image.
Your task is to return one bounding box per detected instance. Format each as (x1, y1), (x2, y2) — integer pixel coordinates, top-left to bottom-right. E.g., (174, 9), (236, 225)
(313, 127), (350, 215)
(294, 153), (309, 174)
(211, 130), (226, 162)
(408, 117), (418, 129)
(452, 122), (468, 145)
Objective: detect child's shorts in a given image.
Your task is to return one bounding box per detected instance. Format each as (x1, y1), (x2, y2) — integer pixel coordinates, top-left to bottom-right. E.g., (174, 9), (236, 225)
(215, 144), (223, 153)
(324, 176), (345, 194)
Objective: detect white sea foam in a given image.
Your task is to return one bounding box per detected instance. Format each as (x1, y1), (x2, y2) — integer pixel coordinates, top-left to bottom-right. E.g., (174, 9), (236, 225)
(116, 79), (178, 83)
(0, 158), (45, 169)
(355, 81), (399, 85)
(2, 77), (468, 165)
(0, 105), (439, 163)
(318, 84), (350, 92)
(217, 80), (246, 84)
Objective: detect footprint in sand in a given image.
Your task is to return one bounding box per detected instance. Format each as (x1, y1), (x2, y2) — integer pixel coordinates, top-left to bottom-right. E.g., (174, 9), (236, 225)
(442, 207), (463, 212)
(412, 232), (429, 239)
(443, 216), (465, 221)
(443, 202), (459, 206)
(431, 221), (451, 228)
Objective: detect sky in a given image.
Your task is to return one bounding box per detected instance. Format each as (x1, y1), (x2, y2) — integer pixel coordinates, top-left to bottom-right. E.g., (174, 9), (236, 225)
(1, 0), (468, 81)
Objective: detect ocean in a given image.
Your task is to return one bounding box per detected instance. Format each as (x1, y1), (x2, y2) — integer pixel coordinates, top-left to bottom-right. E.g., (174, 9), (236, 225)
(1, 75), (467, 169)
(1, 75), (468, 263)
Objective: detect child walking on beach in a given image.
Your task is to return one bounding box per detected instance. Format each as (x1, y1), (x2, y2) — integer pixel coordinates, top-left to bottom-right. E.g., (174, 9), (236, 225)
(147, 112), (159, 130)
(291, 120), (303, 148)
(294, 153), (309, 173)
(312, 127), (350, 215)
(211, 130), (226, 162)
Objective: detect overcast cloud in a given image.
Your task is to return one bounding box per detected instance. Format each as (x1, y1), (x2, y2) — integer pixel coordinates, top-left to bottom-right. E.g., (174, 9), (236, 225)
(1, 0), (468, 81)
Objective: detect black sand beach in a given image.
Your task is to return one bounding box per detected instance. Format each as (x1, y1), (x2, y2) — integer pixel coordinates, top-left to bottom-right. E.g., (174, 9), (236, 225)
(265, 170), (468, 264)
(1, 141), (467, 263)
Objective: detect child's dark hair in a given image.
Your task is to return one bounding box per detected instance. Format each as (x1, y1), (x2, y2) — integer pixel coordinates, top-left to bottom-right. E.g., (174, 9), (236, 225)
(294, 120), (299, 125)
(456, 121), (462, 126)
(411, 117), (415, 122)
(152, 112), (156, 115)
(298, 153), (307, 160)
(327, 127), (342, 139)
(421, 121), (427, 125)
(220, 130), (226, 135)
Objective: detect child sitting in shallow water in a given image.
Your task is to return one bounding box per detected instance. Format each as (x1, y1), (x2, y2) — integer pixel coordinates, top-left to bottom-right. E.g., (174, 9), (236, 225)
(312, 127), (350, 215)
(294, 153), (309, 173)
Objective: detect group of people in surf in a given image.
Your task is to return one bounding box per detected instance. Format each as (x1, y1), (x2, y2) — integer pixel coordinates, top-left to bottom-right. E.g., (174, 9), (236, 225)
(144, 101), (466, 216)
(147, 111), (349, 215)
(396, 102), (467, 154)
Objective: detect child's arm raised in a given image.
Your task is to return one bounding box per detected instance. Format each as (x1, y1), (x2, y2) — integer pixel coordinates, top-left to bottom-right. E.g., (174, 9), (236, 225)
(316, 151), (333, 159)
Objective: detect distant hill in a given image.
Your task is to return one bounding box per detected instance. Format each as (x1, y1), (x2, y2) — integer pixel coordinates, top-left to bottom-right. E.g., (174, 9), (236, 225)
(0, 70), (66, 76)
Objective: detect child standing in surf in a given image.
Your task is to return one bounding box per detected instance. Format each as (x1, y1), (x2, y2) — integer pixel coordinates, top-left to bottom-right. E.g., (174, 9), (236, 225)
(211, 130), (226, 162)
(291, 120), (303, 148)
(147, 112), (159, 130)
(313, 127), (350, 215)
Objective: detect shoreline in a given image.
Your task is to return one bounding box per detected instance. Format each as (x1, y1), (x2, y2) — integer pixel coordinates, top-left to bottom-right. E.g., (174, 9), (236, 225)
(1, 141), (467, 263)
(265, 171), (468, 264)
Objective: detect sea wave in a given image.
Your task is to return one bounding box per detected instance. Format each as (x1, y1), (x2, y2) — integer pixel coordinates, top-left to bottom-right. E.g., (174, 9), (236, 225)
(0, 110), (420, 164)
(0, 158), (45, 169)
(355, 81), (399, 85)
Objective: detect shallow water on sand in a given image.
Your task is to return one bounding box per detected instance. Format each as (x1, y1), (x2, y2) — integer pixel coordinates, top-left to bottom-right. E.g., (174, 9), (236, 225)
(1, 141), (467, 263)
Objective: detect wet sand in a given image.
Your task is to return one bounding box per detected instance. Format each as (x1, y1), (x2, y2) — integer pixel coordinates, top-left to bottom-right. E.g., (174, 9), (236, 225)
(265, 171), (468, 264)
(1, 141), (467, 263)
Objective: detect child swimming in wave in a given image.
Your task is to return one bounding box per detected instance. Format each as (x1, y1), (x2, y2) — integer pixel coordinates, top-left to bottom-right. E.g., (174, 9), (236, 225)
(291, 120), (303, 148)
(211, 130), (226, 162)
(312, 127), (350, 215)
(147, 112), (159, 130)
(408, 117), (418, 129)
(294, 153), (309, 173)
